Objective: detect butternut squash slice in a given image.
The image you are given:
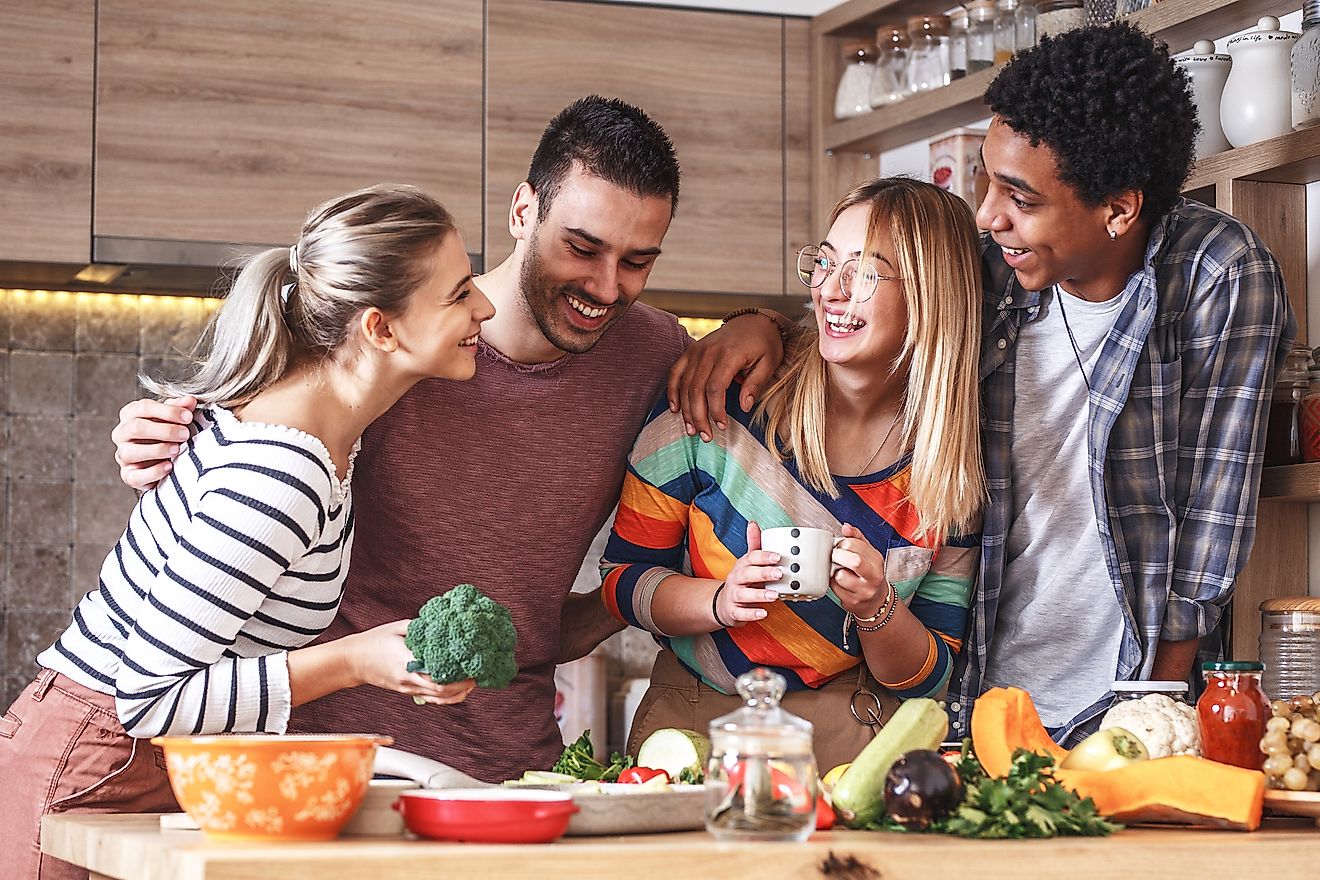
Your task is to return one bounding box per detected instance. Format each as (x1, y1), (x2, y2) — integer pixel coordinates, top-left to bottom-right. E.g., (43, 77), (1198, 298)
(972, 687), (1265, 831)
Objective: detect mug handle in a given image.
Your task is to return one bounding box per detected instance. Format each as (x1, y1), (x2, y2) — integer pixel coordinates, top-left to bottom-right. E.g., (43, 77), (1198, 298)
(830, 534), (844, 578)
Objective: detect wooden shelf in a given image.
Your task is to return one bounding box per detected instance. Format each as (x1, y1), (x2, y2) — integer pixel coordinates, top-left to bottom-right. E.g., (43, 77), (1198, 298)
(1185, 126), (1320, 191)
(1260, 463), (1320, 503)
(816, 0), (1300, 155)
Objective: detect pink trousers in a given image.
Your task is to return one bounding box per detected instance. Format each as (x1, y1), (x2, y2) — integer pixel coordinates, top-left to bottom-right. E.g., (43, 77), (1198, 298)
(0, 669), (178, 880)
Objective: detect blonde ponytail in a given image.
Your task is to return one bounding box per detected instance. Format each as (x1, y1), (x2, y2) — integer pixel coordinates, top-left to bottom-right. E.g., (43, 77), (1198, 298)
(144, 184), (457, 407)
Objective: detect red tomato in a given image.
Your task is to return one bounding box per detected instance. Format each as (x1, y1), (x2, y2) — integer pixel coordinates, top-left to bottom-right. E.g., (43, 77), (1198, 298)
(617, 767), (669, 785)
(815, 794), (836, 831)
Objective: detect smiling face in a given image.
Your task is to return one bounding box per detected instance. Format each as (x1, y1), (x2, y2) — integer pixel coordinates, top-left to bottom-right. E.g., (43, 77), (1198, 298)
(388, 232), (495, 381)
(515, 165), (672, 354)
(812, 203), (908, 375)
(975, 117), (1118, 295)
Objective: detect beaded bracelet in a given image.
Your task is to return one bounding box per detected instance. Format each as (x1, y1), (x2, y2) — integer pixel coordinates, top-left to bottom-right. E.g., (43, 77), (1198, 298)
(722, 307), (790, 348)
(855, 586), (898, 634)
(711, 581), (731, 629)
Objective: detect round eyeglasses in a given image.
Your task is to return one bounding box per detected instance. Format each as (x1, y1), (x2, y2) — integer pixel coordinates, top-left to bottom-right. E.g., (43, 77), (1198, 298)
(795, 245), (900, 304)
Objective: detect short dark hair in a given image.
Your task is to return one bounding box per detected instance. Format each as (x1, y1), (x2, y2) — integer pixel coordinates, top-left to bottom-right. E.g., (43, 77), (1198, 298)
(527, 95), (680, 220)
(984, 22), (1198, 222)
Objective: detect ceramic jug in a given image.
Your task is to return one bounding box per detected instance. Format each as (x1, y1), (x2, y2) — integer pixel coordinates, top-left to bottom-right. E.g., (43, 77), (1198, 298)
(1221, 16), (1299, 148)
(1176, 41), (1232, 158)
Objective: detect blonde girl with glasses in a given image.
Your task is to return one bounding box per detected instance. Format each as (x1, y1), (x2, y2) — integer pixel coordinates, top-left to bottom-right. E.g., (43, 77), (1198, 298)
(601, 178), (984, 771)
(0, 184), (494, 880)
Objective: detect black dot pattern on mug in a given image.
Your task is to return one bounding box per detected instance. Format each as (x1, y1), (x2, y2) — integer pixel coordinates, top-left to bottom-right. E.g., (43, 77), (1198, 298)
(790, 563), (800, 573)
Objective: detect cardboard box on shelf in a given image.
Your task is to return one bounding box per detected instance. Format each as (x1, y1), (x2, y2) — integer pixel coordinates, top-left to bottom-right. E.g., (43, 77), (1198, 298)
(929, 127), (987, 208)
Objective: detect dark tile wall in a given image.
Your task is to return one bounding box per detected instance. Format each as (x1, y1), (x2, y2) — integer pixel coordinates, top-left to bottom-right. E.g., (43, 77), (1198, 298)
(0, 290), (214, 710)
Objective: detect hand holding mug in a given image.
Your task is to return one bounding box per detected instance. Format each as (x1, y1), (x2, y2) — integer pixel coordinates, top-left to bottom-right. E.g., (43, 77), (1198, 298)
(717, 521), (783, 627)
(830, 523), (890, 618)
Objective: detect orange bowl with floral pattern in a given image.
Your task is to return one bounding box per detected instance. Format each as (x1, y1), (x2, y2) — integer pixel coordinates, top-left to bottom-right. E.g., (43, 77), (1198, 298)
(152, 734), (392, 841)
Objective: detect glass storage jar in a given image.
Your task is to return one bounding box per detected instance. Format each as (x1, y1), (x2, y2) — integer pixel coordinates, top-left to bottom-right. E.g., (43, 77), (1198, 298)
(966, 0), (997, 73)
(1259, 598), (1320, 702)
(949, 6), (969, 80)
(1014, 0), (1037, 52)
(1111, 680), (1191, 704)
(1264, 343), (1311, 467)
(906, 15), (952, 94)
(870, 25), (912, 107)
(834, 41), (878, 119)
(705, 668), (817, 842)
(1036, 0), (1084, 38)
(1302, 351), (1320, 462)
(994, 0), (1020, 64)
(1294, 0), (1320, 129)
(1197, 661), (1271, 771)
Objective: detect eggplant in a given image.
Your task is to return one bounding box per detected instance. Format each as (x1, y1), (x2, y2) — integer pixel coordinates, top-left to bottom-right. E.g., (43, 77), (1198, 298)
(883, 749), (964, 829)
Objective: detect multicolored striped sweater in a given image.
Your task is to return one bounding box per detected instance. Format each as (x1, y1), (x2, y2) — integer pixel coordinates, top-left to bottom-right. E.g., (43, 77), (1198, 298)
(602, 385), (979, 699)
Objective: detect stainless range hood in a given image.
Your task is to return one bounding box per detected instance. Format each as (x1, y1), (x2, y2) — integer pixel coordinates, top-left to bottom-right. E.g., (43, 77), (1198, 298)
(0, 236), (484, 296)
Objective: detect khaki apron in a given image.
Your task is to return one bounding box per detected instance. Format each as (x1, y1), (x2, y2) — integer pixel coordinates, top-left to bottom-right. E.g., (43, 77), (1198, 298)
(627, 650), (905, 774)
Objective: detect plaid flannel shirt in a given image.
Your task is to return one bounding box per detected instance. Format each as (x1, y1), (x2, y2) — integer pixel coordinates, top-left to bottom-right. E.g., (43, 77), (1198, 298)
(948, 198), (1296, 745)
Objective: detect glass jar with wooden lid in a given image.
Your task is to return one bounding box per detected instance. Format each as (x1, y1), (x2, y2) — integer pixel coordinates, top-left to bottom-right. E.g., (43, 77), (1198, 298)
(870, 25), (912, 108)
(1260, 597), (1320, 701)
(906, 14), (951, 95)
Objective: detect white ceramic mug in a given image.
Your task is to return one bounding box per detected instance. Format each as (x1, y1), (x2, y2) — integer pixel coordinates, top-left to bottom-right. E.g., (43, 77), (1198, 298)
(759, 526), (840, 601)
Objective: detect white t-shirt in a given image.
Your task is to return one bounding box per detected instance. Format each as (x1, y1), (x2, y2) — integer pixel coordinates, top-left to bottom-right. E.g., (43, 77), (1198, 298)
(983, 286), (1129, 727)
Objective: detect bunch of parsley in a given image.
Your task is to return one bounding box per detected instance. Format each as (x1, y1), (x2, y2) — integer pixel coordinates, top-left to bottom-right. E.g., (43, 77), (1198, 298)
(869, 741), (1121, 839)
(550, 730), (635, 782)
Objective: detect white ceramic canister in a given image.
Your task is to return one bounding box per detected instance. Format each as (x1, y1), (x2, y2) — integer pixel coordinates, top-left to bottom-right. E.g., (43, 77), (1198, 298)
(1175, 40), (1232, 158)
(1220, 16), (1299, 148)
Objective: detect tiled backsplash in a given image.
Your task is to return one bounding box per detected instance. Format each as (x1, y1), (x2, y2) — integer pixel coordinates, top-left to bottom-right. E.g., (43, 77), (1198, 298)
(0, 290), (217, 708)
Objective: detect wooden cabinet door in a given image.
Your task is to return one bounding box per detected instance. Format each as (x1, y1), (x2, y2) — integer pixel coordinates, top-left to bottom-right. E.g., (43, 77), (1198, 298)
(487, 1), (790, 296)
(95, 0), (483, 249)
(0, 0), (94, 263)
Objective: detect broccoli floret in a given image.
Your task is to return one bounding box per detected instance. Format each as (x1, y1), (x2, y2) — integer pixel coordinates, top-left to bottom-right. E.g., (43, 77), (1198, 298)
(404, 584), (518, 689)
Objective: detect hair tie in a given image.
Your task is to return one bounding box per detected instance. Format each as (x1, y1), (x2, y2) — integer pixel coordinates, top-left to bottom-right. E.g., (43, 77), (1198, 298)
(288, 243), (300, 274)
(280, 283), (294, 305)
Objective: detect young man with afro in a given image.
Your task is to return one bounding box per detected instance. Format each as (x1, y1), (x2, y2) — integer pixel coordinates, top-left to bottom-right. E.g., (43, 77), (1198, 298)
(951, 22), (1294, 744)
(670, 22), (1296, 746)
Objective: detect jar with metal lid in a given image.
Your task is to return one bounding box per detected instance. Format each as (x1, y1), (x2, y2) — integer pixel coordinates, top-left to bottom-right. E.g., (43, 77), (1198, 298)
(948, 6), (969, 80)
(1260, 597), (1320, 701)
(966, 0), (996, 73)
(906, 14), (952, 95)
(1294, 0), (1320, 129)
(1036, 0), (1083, 38)
(835, 41), (877, 120)
(1197, 660), (1270, 770)
(870, 25), (912, 108)
(1264, 343), (1311, 466)
(705, 668), (817, 841)
(1111, 680), (1191, 703)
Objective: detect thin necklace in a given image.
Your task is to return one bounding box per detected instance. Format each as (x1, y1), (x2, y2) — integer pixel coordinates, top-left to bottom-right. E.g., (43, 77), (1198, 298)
(1055, 287), (1092, 394)
(851, 409), (901, 477)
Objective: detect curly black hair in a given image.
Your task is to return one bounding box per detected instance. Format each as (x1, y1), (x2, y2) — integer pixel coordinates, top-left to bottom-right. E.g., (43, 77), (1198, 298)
(984, 21), (1199, 222)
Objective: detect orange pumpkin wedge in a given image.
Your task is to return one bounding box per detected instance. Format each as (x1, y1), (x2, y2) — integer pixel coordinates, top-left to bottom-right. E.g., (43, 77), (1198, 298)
(971, 687), (1265, 831)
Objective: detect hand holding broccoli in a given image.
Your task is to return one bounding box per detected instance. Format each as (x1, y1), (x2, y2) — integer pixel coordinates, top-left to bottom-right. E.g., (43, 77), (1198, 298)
(341, 620), (476, 705)
(405, 584), (518, 691)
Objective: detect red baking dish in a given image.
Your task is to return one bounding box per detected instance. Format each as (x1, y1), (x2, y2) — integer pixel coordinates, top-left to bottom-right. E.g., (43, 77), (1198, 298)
(393, 789), (578, 843)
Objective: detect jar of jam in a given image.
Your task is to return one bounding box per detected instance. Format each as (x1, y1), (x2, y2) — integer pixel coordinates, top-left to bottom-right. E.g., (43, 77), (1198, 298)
(1197, 660), (1271, 770)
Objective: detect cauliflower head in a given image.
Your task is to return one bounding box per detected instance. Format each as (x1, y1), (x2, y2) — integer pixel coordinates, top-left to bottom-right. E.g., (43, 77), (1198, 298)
(1099, 693), (1201, 758)
(404, 584), (518, 689)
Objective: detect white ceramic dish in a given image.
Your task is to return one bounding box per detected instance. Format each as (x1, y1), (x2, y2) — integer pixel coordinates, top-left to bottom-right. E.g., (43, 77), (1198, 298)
(527, 782), (707, 836)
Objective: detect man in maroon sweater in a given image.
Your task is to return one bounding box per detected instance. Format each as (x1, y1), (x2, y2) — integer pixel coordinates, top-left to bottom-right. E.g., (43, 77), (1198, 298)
(112, 97), (784, 781)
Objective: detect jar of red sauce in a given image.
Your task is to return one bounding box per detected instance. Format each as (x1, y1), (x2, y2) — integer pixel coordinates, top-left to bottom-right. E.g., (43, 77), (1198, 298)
(1197, 660), (1271, 770)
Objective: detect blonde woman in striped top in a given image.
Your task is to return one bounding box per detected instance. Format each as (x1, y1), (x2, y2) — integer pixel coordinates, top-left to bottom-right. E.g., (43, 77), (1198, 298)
(0, 184), (494, 880)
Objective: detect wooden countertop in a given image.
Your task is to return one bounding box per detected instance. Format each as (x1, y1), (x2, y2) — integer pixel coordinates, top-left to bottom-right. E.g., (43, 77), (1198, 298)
(41, 813), (1320, 880)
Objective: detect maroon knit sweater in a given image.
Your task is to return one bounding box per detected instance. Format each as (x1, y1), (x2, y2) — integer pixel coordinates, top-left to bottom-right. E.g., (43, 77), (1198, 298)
(290, 303), (688, 782)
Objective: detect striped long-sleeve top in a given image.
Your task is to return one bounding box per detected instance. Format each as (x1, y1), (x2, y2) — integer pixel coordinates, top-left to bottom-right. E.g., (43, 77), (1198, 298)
(602, 385), (979, 699)
(37, 406), (357, 737)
